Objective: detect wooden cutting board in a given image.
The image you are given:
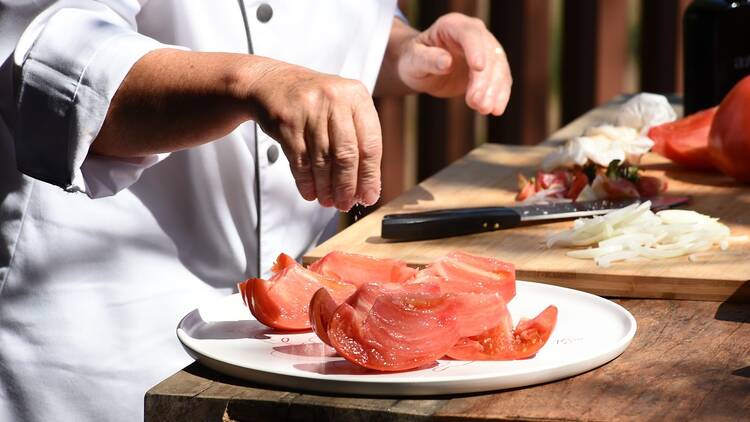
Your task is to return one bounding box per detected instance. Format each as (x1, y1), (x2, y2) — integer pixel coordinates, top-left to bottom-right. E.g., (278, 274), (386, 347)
(304, 143), (750, 302)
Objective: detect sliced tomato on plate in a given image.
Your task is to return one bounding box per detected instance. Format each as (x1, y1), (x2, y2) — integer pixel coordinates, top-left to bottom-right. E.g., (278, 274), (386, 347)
(309, 288), (338, 346)
(309, 282), (441, 346)
(648, 106), (717, 170)
(447, 292), (508, 338)
(238, 254), (356, 331)
(327, 287), (461, 372)
(308, 251), (417, 286)
(411, 251), (516, 303)
(447, 305), (558, 360)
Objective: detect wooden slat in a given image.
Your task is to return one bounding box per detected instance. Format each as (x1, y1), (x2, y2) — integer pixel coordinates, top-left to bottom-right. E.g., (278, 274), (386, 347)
(562, 0), (629, 124)
(640, 0), (691, 95)
(417, 0), (479, 181)
(375, 97), (406, 204)
(487, 0), (550, 145)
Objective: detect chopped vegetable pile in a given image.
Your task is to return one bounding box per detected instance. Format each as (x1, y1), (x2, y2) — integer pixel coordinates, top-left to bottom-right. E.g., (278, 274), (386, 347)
(546, 201), (748, 267)
(517, 94), (676, 204)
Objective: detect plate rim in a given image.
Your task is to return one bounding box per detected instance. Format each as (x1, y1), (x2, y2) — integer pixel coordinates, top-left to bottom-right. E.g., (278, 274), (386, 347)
(176, 280), (637, 391)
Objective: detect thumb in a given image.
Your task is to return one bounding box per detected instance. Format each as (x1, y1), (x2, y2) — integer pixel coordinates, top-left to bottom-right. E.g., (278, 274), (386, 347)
(406, 43), (453, 77)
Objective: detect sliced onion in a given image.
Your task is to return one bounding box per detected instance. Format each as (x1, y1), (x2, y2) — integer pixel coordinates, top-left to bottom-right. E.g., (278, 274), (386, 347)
(567, 244), (623, 259)
(547, 200), (740, 266)
(595, 250), (640, 267)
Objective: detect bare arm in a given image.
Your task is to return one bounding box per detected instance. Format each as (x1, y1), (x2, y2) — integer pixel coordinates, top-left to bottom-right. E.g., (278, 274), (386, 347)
(92, 48), (382, 211)
(93, 49), (259, 157)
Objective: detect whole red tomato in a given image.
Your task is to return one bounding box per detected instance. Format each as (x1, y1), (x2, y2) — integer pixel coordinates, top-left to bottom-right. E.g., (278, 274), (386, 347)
(709, 76), (750, 183)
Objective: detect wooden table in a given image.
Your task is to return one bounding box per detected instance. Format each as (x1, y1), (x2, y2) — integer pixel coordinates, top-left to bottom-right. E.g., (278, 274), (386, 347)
(145, 100), (750, 421)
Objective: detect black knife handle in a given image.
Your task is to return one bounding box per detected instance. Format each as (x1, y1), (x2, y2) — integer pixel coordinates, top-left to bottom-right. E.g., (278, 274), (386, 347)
(381, 207), (522, 241)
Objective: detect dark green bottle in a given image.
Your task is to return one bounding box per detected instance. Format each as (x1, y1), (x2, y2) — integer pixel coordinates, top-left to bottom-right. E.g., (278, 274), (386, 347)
(683, 0), (750, 115)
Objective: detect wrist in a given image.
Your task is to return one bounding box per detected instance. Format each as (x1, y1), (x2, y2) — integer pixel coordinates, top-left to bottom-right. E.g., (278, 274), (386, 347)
(375, 19), (419, 97)
(386, 21), (419, 67)
(226, 54), (283, 122)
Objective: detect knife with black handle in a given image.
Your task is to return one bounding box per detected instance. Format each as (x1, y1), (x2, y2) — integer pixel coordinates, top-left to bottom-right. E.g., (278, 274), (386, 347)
(381, 196), (690, 241)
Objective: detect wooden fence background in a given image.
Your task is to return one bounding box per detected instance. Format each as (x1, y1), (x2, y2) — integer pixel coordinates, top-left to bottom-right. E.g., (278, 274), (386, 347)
(372, 0), (690, 209)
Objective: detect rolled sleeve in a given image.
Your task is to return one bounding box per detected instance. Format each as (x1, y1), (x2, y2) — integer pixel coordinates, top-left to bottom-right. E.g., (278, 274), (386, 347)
(14, 5), (173, 198)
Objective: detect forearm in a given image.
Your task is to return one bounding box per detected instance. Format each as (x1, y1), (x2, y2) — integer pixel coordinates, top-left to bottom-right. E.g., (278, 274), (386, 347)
(92, 48), (269, 157)
(374, 18), (419, 97)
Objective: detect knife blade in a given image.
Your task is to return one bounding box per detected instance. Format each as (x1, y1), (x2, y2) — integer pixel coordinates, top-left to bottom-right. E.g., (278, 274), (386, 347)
(381, 196), (690, 241)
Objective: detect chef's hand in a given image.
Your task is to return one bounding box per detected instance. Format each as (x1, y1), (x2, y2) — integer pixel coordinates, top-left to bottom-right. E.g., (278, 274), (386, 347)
(377, 13), (512, 116)
(93, 50), (381, 211)
(246, 61), (382, 211)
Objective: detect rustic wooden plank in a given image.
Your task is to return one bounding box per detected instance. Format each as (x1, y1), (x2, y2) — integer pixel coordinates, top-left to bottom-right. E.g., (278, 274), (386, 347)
(487, 0), (550, 145)
(145, 300), (750, 421)
(640, 0), (691, 95)
(562, 0), (629, 125)
(417, 0), (479, 181)
(376, 96), (407, 204)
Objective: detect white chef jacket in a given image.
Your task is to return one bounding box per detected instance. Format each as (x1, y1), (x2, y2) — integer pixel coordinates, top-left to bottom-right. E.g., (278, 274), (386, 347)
(0, 1), (396, 421)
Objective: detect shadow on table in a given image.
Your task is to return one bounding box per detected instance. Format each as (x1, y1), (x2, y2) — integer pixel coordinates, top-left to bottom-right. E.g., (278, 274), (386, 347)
(715, 280), (750, 324)
(187, 315), (294, 340)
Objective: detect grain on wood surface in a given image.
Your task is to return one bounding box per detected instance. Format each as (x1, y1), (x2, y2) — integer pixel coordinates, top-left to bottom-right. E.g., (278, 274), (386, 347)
(146, 300), (750, 422)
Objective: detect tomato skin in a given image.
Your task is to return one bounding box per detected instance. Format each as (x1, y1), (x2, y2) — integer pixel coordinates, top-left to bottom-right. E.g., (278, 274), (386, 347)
(327, 288), (461, 372)
(238, 254), (356, 331)
(636, 176), (667, 197)
(412, 251), (516, 303)
(309, 288), (338, 346)
(565, 170), (588, 200)
(591, 174), (640, 199)
(709, 76), (750, 183)
(516, 180), (535, 201)
(308, 251), (417, 286)
(447, 305), (558, 361)
(648, 106), (717, 170)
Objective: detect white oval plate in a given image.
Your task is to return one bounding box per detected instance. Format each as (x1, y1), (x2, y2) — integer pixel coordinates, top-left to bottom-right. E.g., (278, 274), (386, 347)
(177, 280), (636, 396)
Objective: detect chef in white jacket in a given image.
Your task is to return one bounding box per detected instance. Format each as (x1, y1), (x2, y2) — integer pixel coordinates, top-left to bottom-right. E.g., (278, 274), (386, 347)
(0, 1), (512, 420)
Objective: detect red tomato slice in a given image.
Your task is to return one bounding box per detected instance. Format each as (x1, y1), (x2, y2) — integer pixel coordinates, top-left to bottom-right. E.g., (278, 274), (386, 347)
(448, 292), (507, 338)
(327, 287), (461, 371)
(309, 288), (338, 346)
(591, 174), (640, 199)
(271, 253), (298, 273)
(566, 170), (589, 200)
(238, 254), (356, 330)
(308, 251), (417, 286)
(635, 175), (667, 197)
(447, 305), (558, 360)
(648, 106), (717, 170)
(309, 282), (442, 346)
(410, 251), (516, 303)
(516, 179), (536, 201)
(709, 75), (750, 182)
(535, 170), (568, 191)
